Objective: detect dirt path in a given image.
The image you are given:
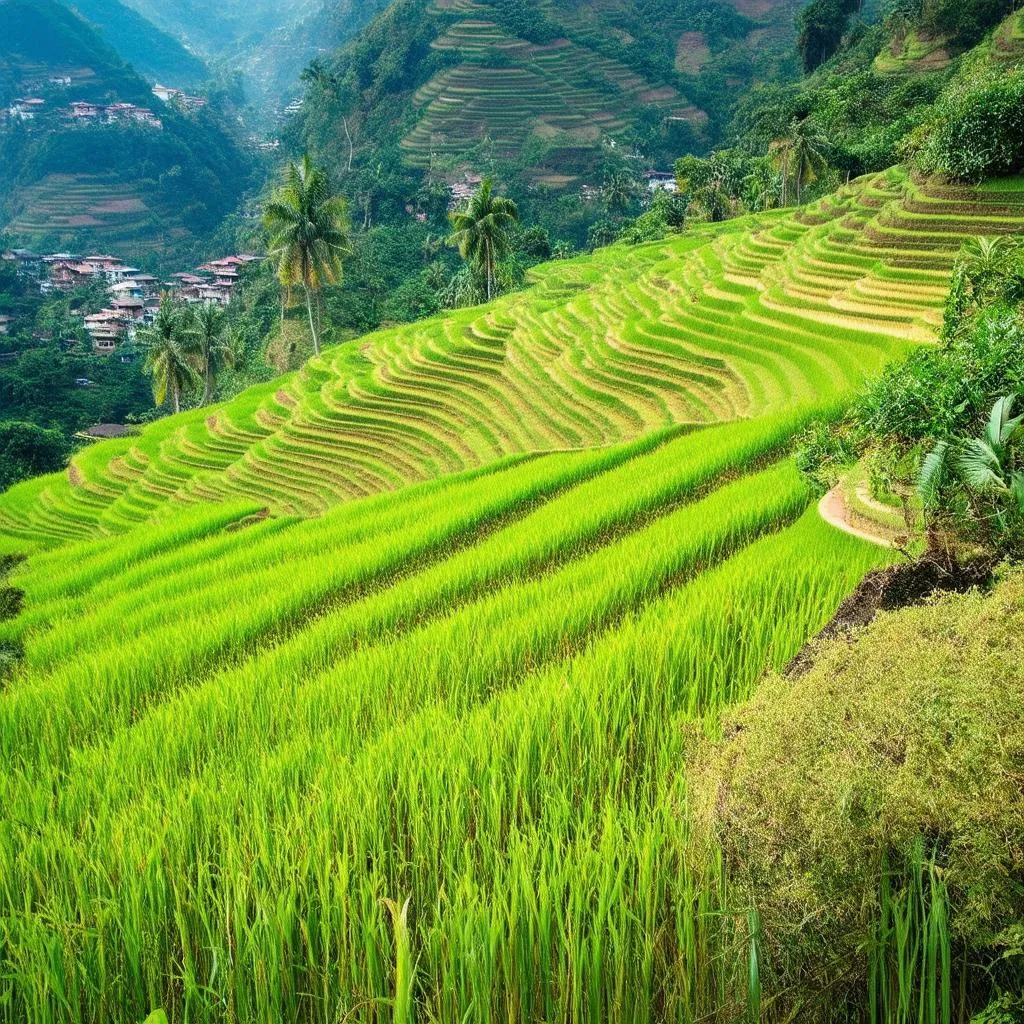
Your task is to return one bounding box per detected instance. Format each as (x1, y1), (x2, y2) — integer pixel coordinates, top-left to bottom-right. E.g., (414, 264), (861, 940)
(819, 486), (895, 548)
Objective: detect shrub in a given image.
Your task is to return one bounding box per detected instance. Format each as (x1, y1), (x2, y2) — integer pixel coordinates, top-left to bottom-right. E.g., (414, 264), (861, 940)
(0, 420), (69, 491)
(917, 69), (1024, 182)
(854, 307), (1024, 445)
(618, 209), (668, 245)
(793, 418), (858, 490)
(685, 570), (1024, 1021)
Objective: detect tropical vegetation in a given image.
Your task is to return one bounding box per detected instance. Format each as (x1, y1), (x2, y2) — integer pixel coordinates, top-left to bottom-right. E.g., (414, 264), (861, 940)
(447, 177), (519, 302)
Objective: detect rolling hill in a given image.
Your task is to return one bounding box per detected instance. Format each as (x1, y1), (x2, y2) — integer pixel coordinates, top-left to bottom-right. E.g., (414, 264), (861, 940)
(0, 167), (1019, 1021)
(295, 0), (801, 187)
(0, 0), (253, 267)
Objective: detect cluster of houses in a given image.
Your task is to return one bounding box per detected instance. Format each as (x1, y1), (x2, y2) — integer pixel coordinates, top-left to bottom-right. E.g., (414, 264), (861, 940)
(68, 101), (163, 129)
(6, 97), (47, 123)
(151, 85), (207, 111)
(4, 83), (207, 131)
(578, 171), (678, 203)
(5, 95), (162, 129)
(449, 172), (484, 207)
(2, 249), (262, 355)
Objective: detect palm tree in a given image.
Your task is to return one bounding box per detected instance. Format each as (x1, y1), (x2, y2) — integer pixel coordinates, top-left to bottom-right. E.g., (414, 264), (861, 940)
(769, 118), (829, 205)
(263, 155), (350, 356)
(188, 302), (238, 405)
(448, 177), (519, 302)
(602, 172), (637, 216)
(137, 302), (198, 415)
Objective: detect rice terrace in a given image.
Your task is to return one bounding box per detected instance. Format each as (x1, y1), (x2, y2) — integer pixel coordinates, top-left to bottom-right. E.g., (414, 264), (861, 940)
(2, 153), (1023, 1023)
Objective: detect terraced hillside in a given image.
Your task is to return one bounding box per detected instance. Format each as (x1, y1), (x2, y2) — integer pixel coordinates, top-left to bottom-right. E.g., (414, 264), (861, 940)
(1, 171), (1022, 1022)
(5, 169), (1023, 547)
(303, 0), (800, 184)
(401, 11), (707, 172)
(3, 173), (190, 263)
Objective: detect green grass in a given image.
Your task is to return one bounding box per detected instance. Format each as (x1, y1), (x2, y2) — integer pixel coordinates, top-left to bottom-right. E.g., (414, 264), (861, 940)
(0, 170), (1018, 1023)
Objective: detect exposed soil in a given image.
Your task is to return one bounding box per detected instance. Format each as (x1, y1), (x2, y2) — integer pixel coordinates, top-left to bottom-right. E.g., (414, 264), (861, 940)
(675, 31), (711, 74)
(224, 508), (272, 533)
(785, 553), (995, 677)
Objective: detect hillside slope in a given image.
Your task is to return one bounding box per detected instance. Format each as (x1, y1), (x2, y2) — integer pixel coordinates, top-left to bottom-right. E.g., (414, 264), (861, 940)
(64, 0), (209, 87)
(4, 168), (1022, 545)
(0, 0), (146, 104)
(1, 172), (1023, 1022)
(0, 0), (253, 267)
(4, 171), (1024, 1023)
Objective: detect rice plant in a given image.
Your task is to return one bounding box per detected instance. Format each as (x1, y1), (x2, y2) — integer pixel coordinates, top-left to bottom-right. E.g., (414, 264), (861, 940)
(0, 168), (1015, 1023)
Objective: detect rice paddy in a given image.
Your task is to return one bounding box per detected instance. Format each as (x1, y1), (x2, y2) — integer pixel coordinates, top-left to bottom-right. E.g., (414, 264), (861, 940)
(401, 3), (702, 170)
(1, 169), (1021, 1022)
(2, 173), (190, 265)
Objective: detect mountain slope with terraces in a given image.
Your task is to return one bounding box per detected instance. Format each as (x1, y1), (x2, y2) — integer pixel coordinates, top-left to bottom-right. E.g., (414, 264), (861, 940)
(3, 168), (1022, 548)
(0, 0), (253, 267)
(295, 0), (801, 187)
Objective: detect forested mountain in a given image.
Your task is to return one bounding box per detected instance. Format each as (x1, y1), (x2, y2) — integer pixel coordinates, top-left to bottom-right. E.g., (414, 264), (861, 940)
(0, 0), (147, 104)
(64, 0), (209, 87)
(0, 0), (254, 268)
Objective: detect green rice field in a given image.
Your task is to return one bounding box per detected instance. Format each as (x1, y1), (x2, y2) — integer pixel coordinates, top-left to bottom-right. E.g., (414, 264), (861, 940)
(1, 169), (1022, 1022)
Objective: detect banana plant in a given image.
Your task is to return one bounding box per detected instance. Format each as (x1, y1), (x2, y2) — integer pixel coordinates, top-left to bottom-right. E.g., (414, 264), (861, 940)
(918, 394), (1024, 547)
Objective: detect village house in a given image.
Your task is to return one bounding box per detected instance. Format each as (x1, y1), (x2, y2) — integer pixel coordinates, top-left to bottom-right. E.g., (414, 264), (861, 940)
(169, 273), (208, 303)
(69, 101), (100, 120)
(0, 315), (14, 336)
(151, 84), (207, 111)
(198, 283), (232, 306)
(46, 260), (97, 292)
(111, 296), (146, 321)
(108, 280), (144, 301)
(130, 273), (159, 296)
(644, 170), (678, 193)
(91, 261), (140, 283)
(81, 255), (120, 273)
(2, 249), (43, 277)
(84, 310), (128, 354)
(49, 76), (72, 88)
(192, 255), (262, 304)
